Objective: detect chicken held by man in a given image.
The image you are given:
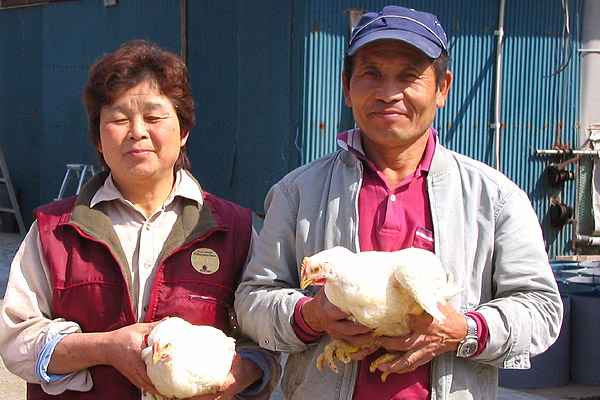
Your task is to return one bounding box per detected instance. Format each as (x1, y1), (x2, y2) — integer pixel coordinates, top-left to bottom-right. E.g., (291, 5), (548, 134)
(300, 246), (461, 381)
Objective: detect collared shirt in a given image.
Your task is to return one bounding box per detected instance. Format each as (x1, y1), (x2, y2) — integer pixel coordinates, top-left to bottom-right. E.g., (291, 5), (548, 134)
(90, 171), (203, 319)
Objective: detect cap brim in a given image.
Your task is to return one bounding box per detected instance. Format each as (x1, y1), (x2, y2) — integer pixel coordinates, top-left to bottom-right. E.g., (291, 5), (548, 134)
(348, 30), (443, 58)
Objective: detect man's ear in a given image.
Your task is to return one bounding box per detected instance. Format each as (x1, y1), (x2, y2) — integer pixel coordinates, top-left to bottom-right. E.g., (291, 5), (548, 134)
(342, 70), (352, 108)
(436, 70), (453, 109)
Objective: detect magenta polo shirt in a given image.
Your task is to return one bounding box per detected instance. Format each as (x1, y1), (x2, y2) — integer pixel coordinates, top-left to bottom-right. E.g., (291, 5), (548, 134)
(292, 128), (487, 400)
(351, 128), (436, 400)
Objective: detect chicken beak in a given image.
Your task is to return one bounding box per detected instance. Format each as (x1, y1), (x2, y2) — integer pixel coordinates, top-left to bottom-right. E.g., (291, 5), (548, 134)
(152, 340), (162, 364)
(300, 277), (314, 290)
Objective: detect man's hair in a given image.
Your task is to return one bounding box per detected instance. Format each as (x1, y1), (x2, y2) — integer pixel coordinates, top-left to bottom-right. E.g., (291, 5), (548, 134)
(343, 50), (450, 90)
(83, 40), (195, 171)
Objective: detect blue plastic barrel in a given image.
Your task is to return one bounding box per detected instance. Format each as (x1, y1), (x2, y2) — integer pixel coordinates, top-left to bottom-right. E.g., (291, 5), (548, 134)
(569, 288), (600, 384)
(550, 260), (580, 271)
(577, 261), (600, 269)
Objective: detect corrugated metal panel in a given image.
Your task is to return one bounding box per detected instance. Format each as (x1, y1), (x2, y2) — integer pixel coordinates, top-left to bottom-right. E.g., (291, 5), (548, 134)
(38, 0), (180, 207)
(187, 1), (293, 212)
(496, 1), (581, 256)
(0, 0), (180, 225)
(0, 6), (43, 226)
(298, 2), (350, 163)
(0, 0), (296, 221)
(296, 1), (581, 256)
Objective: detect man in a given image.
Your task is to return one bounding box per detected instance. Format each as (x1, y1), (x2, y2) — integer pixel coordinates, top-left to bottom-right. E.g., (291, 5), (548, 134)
(235, 5), (562, 400)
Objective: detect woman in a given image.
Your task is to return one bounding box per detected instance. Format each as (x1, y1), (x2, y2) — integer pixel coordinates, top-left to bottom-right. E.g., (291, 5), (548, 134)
(0, 40), (278, 400)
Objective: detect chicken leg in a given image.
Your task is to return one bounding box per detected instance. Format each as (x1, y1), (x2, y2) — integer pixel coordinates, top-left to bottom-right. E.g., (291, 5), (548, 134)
(368, 351), (403, 382)
(316, 340), (382, 374)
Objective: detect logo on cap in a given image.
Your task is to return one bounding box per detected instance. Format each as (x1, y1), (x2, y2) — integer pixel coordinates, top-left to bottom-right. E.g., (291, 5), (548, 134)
(191, 248), (220, 274)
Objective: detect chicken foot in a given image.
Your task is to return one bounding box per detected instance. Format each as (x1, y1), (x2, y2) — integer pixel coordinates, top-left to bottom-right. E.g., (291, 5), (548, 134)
(316, 340), (381, 374)
(368, 351), (403, 382)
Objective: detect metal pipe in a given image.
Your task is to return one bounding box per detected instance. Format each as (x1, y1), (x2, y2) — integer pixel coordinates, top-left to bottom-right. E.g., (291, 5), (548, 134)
(576, 234), (600, 246)
(492, 0), (506, 170)
(536, 149), (600, 156)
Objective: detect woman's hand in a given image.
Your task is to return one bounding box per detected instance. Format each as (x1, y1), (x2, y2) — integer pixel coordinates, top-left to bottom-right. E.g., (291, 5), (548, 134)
(187, 353), (263, 400)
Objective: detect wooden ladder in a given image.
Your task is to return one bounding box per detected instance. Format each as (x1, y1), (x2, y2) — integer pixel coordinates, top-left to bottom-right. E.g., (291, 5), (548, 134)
(0, 145), (25, 234)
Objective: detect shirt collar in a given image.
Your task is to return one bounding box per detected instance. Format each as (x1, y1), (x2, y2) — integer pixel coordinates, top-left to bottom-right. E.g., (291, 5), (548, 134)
(336, 127), (437, 174)
(90, 169), (204, 209)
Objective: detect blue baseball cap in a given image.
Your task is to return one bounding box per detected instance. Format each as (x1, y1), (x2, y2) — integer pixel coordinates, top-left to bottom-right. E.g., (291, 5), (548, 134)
(348, 5), (448, 58)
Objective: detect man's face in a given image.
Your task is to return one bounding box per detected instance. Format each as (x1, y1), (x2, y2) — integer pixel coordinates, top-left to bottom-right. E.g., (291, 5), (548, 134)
(343, 40), (451, 153)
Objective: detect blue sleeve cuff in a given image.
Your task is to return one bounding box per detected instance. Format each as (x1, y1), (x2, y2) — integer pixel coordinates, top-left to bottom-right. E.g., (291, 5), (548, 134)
(237, 350), (271, 396)
(36, 333), (69, 383)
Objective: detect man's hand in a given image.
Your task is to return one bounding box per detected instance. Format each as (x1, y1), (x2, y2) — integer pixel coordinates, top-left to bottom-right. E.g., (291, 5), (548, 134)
(374, 302), (468, 375)
(301, 289), (373, 348)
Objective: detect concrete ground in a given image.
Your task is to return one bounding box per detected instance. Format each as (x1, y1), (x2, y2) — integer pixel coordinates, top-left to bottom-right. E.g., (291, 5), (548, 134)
(1, 231), (600, 399)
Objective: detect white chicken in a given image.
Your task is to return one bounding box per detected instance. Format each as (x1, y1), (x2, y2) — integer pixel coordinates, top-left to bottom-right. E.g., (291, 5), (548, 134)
(141, 317), (236, 399)
(300, 246), (461, 381)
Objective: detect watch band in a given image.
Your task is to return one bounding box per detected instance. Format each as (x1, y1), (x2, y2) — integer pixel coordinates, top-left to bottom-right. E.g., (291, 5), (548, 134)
(456, 315), (478, 357)
(464, 315), (477, 339)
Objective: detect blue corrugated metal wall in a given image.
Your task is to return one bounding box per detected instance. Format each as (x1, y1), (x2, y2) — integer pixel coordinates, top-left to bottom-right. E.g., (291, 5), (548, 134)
(295, 0), (581, 256)
(0, 0), (294, 224)
(0, 6), (44, 229)
(0, 1), (582, 255)
(186, 1), (293, 211)
(0, 0), (180, 226)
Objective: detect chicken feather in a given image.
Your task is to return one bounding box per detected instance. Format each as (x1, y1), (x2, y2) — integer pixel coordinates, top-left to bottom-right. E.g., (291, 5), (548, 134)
(300, 246), (461, 380)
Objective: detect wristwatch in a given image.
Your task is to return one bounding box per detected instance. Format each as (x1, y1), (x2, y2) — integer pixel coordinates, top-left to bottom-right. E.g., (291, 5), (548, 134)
(456, 315), (478, 357)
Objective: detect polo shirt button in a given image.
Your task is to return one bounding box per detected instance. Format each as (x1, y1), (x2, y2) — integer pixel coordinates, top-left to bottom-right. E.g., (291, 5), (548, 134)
(390, 194), (396, 201)
(264, 338), (269, 345)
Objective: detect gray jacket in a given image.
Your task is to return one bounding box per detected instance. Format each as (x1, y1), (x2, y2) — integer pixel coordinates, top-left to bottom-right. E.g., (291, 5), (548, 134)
(234, 139), (563, 400)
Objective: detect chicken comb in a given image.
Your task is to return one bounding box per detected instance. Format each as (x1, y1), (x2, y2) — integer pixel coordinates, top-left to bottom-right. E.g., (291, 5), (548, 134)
(300, 257), (309, 279)
(300, 256), (327, 286)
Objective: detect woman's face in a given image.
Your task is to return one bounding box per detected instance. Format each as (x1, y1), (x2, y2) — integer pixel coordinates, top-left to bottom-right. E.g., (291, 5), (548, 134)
(97, 80), (188, 191)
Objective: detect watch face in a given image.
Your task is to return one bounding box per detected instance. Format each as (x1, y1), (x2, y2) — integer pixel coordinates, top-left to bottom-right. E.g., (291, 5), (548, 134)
(460, 341), (478, 357)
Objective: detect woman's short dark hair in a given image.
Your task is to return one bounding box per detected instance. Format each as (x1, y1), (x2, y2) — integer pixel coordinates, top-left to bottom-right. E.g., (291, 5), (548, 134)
(343, 49), (450, 90)
(83, 40), (195, 171)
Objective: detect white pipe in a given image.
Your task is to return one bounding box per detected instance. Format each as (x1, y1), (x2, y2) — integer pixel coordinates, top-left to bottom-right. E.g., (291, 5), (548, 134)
(580, 0), (600, 145)
(492, 0), (506, 170)
(580, 0), (600, 238)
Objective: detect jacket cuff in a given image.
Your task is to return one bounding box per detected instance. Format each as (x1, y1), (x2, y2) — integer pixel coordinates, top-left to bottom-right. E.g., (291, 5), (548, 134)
(292, 296), (324, 343)
(465, 311), (488, 358)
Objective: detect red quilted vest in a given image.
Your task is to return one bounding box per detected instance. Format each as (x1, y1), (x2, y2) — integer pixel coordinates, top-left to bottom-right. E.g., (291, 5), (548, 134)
(27, 184), (252, 400)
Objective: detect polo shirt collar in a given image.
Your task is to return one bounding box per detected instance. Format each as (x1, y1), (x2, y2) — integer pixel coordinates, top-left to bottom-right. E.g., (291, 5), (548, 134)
(336, 127), (437, 175)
